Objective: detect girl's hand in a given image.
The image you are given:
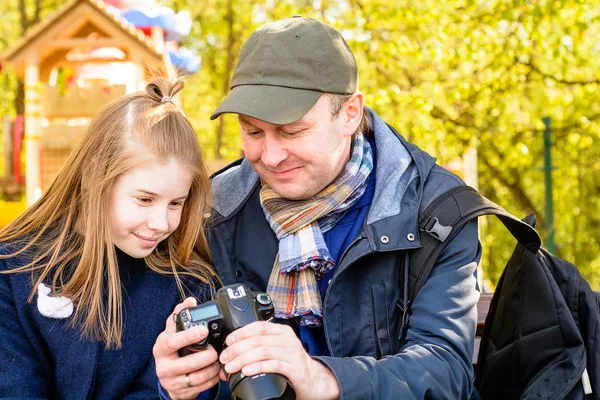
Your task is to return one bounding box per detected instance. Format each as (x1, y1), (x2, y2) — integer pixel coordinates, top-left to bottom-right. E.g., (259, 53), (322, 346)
(153, 298), (220, 400)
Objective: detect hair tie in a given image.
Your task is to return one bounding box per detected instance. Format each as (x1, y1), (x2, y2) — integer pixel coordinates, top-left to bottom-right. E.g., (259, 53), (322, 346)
(161, 96), (173, 103)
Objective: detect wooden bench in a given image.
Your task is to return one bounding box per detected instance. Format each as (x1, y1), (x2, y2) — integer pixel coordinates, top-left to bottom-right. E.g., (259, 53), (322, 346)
(473, 293), (493, 365)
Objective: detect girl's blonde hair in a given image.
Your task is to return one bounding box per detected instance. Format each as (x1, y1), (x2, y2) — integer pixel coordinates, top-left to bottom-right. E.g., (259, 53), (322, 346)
(0, 77), (217, 348)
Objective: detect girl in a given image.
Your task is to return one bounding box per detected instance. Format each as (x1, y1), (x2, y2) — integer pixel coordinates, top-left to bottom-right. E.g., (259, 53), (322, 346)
(0, 77), (217, 399)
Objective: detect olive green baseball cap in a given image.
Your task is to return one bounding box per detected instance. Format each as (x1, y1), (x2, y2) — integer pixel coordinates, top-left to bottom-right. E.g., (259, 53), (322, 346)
(210, 16), (358, 125)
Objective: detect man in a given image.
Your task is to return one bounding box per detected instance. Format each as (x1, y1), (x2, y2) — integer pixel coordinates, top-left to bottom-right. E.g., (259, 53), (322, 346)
(154, 16), (481, 400)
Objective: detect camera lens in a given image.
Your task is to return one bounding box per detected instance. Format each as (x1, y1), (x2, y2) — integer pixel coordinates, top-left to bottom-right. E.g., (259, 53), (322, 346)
(256, 293), (272, 306)
(231, 372), (295, 400)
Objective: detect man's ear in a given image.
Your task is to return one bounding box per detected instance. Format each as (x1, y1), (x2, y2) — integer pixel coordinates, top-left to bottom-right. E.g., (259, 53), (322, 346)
(342, 92), (364, 137)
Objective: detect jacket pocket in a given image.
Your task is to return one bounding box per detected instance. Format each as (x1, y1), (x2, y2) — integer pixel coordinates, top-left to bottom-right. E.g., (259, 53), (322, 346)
(370, 283), (393, 358)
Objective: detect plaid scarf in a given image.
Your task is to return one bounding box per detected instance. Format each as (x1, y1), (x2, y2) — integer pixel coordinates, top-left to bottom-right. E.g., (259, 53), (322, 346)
(260, 133), (373, 327)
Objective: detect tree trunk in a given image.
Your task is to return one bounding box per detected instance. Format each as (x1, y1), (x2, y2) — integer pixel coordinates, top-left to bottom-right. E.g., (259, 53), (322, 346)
(215, 0), (236, 160)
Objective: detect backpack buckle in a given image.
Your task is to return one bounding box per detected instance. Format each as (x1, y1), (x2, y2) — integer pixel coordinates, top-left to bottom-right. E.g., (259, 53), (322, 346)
(422, 217), (452, 242)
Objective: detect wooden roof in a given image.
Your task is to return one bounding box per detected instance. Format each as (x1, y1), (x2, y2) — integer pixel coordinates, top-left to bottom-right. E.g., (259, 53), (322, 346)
(4, 0), (165, 81)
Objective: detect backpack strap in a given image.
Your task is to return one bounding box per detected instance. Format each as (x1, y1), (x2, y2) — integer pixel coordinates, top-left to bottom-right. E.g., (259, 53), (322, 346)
(398, 185), (541, 343)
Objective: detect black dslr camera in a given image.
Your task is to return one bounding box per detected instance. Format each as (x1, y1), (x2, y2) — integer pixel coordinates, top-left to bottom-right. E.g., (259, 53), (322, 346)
(176, 284), (295, 400)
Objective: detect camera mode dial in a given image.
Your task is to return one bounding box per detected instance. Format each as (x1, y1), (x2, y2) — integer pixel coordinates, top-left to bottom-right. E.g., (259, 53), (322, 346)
(256, 293), (272, 306)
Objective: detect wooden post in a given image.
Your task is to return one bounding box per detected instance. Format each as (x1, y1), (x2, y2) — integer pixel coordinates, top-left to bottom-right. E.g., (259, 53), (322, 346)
(463, 147), (479, 191)
(2, 117), (13, 180)
(24, 59), (42, 206)
(463, 147), (484, 289)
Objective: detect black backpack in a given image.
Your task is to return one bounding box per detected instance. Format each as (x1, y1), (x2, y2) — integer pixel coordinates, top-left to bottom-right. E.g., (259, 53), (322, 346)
(401, 185), (600, 399)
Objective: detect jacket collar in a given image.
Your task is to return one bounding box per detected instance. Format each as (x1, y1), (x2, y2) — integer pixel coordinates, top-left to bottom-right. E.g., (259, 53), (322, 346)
(210, 108), (437, 251)
(361, 108), (436, 252)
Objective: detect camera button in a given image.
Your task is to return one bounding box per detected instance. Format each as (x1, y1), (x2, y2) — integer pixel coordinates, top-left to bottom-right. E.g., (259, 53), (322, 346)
(256, 293), (272, 306)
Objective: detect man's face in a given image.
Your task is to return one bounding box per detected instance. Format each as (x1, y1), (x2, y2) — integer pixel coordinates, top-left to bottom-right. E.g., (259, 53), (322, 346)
(108, 159), (192, 258)
(239, 95), (356, 200)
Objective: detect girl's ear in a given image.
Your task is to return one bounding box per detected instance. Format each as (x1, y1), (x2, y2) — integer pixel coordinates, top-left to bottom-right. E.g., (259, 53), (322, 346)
(342, 92), (365, 137)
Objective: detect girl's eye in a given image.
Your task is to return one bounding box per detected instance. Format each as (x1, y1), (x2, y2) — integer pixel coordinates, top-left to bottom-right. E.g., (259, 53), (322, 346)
(170, 201), (184, 208)
(137, 197), (152, 204)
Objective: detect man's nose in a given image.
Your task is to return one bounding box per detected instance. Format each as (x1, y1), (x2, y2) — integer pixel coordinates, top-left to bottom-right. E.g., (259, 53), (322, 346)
(147, 207), (169, 232)
(261, 134), (288, 168)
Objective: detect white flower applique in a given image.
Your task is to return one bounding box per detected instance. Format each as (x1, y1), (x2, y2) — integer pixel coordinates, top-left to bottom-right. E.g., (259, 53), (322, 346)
(37, 283), (74, 319)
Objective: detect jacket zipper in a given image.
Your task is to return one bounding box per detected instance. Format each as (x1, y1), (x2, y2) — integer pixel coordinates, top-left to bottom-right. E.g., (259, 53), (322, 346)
(322, 235), (366, 355)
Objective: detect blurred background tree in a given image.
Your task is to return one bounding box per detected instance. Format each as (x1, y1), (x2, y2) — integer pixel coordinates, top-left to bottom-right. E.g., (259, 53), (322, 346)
(1, 0), (599, 289)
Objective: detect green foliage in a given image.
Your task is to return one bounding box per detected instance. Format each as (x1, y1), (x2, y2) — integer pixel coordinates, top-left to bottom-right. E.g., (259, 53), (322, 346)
(0, 0), (598, 288)
(171, 0), (599, 289)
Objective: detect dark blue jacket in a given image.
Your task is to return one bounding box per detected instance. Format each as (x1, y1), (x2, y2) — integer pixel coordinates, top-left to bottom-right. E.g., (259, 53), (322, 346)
(207, 109), (481, 399)
(0, 246), (208, 399)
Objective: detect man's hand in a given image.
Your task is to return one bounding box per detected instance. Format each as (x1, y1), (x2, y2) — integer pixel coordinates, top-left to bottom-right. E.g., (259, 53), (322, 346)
(219, 321), (340, 400)
(153, 297), (220, 400)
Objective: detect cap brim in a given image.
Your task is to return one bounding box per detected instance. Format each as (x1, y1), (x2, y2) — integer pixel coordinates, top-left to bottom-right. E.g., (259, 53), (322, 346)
(210, 85), (323, 125)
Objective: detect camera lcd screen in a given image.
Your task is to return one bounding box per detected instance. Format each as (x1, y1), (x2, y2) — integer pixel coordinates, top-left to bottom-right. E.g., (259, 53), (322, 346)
(190, 304), (220, 321)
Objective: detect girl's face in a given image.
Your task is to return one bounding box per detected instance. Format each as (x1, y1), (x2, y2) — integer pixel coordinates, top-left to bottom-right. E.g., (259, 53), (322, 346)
(108, 159), (193, 259)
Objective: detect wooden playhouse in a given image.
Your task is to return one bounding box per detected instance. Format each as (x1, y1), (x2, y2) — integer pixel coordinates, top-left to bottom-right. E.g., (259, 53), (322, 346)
(1, 0), (180, 206)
